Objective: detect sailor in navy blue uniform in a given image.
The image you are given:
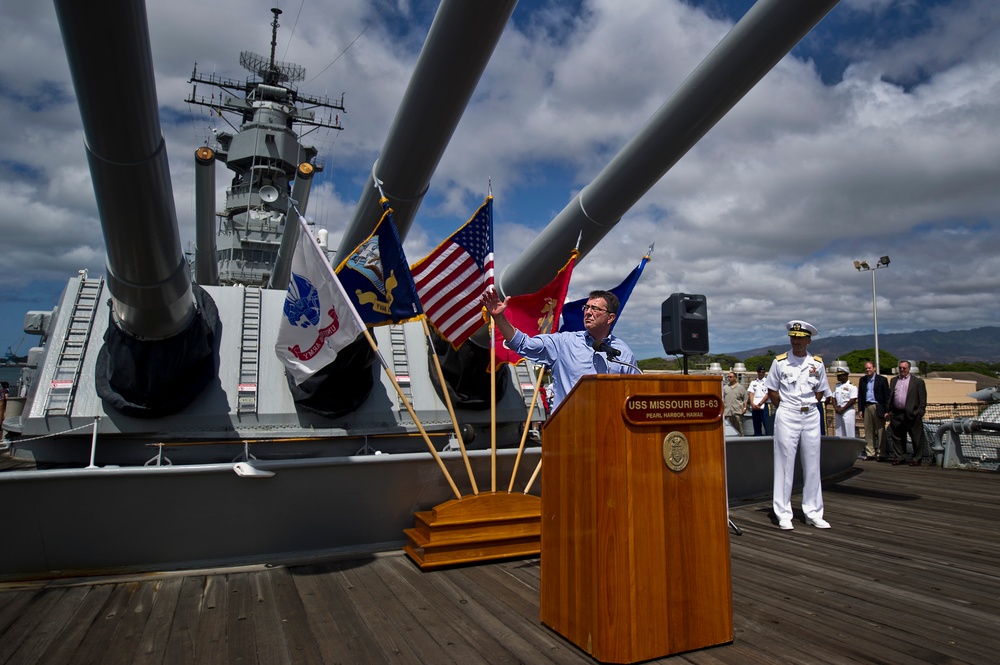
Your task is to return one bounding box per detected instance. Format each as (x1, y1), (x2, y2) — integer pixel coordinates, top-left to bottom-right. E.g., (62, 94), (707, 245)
(764, 320), (831, 530)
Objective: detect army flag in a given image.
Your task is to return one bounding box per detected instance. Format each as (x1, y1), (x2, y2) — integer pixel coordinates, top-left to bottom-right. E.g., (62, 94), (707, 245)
(335, 201), (423, 327)
(411, 196), (494, 348)
(560, 250), (650, 333)
(492, 250), (577, 368)
(275, 216), (366, 385)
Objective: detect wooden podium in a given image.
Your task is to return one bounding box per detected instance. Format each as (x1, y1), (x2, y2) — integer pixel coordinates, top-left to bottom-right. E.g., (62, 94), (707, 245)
(540, 375), (733, 663)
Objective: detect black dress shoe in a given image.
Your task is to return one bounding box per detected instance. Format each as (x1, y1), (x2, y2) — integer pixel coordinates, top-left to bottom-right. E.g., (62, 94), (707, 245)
(909, 459), (922, 466)
(891, 459), (906, 466)
(877, 457), (887, 463)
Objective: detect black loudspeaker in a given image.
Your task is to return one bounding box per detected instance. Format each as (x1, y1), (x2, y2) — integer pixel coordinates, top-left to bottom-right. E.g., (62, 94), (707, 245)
(661, 293), (709, 355)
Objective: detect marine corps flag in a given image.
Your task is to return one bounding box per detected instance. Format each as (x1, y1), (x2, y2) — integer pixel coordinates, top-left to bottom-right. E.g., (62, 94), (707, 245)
(275, 216), (366, 385)
(492, 250), (577, 368)
(335, 200), (423, 327)
(560, 247), (651, 333)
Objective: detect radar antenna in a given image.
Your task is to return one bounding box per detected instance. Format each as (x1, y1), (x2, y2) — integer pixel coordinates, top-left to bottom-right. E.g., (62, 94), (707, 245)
(187, 7), (343, 131)
(239, 7), (306, 85)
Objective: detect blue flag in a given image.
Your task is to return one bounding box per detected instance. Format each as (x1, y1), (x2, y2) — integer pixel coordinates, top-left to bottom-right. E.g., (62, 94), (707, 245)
(560, 253), (650, 333)
(335, 202), (423, 327)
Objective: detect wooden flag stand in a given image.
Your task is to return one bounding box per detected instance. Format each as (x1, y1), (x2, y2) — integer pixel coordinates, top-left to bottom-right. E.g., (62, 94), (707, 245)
(403, 492), (540, 569)
(404, 318), (546, 569)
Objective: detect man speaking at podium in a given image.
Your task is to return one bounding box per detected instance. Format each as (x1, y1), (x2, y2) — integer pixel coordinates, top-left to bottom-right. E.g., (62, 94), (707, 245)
(482, 289), (640, 410)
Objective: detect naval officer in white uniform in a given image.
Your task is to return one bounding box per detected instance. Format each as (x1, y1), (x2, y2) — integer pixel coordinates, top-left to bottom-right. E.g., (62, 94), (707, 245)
(765, 320), (830, 530)
(831, 368), (858, 438)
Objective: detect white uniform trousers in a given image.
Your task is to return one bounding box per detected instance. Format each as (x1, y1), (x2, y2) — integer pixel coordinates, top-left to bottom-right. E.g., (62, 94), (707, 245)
(834, 408), (856, 438)
(773, 405), (824, 523)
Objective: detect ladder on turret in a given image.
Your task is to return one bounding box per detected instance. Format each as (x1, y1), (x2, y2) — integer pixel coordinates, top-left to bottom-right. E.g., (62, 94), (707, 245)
(237, 286), (262, 415)
(389, 325), (412, 406)
(43, 276), (104, 416)
(513, 361), (541, 410)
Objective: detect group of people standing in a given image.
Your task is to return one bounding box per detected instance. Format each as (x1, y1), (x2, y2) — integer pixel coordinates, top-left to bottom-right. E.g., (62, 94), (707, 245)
(722, 367), (774, 436)
(725, 362), (857, 439)
(741, 320), (930, 532)
(858, 359), (929, 465)
(722, 354), (928, 468)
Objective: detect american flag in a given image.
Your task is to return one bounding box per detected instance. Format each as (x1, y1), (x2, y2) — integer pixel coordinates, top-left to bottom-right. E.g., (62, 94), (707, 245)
(411, 197), (494, 348)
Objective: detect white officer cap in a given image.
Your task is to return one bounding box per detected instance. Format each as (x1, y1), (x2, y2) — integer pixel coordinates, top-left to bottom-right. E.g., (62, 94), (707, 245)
(786, 320), (818, 338)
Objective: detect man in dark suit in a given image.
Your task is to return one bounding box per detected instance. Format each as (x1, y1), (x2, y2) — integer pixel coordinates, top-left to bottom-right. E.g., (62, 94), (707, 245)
(857, 361), (890, 460)
(886, 360), (928, 466)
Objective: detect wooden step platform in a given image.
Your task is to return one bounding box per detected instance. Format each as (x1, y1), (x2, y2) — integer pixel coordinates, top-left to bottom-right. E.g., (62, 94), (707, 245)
(403, 492), (541, 569)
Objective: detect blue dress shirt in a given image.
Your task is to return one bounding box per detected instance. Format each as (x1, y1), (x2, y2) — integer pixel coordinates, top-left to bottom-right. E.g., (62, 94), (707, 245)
(506, 329), (640, 409)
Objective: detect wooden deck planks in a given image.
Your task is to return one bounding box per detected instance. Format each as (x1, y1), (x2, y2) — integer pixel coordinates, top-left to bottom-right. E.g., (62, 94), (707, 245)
(0, 462), (998, 664)
(383, 553), (529, 664)
(4, 586), (89, 665)
(289, 563), (383, 664)
(264, 567), (325, 665)
(132, 578), (183, 665)
(192, 575), (227, 665)
(159, 575), (205, 665)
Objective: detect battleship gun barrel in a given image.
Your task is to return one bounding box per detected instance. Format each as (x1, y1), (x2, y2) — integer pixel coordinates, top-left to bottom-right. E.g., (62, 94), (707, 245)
(269, 163), (317, 291)
(55, 0), (196, 338)
(336, 0), (518, 257)
(498, 0), (841, 297)
(194, 147), (219, 286)
(56, 0), (218, 417)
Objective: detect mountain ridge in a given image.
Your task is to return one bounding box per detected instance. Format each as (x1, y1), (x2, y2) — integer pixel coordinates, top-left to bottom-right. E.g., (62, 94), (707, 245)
(728, 326), (1000, 364)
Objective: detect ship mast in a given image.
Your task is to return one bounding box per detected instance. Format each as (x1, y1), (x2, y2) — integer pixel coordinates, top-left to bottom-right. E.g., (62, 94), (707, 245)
(268, 7), (281, 84)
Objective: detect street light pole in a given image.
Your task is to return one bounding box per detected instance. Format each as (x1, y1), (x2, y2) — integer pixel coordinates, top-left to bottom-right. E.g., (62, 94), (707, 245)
(853, 256), (891, 374)
(869, 267), (880, 375)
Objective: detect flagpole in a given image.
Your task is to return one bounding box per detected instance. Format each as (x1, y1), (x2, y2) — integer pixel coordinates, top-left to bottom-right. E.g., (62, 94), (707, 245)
(361, 327), (463, 501)
(524, 457), (542, 496)
(422, 317), (479, 495)
(508, 364), (545, 493)
(490, 317), (497, 493)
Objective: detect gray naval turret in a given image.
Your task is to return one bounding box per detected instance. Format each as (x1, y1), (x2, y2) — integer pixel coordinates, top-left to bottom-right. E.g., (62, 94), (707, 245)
(10, 0), (839, 468)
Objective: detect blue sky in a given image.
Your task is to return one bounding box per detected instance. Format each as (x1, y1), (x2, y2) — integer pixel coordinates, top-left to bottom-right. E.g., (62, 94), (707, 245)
(2, 0), (999, 362)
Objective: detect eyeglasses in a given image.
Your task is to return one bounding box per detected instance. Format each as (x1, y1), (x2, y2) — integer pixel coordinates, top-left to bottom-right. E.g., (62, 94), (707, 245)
(582, 304), (609, 314)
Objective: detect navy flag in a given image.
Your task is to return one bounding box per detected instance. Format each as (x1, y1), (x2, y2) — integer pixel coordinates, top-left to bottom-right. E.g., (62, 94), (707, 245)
(335, 201), (423, 327)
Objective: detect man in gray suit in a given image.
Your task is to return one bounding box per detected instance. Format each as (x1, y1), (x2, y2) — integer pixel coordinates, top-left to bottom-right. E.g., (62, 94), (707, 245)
(886, 360), (928, 466)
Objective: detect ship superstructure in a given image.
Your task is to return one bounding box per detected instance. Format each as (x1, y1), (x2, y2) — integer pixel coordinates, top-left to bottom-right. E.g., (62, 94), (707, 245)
(186, 8), (344, 287)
